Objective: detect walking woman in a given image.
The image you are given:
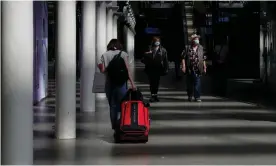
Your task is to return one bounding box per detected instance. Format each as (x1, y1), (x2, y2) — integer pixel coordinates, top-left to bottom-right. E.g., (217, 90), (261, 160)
(142, 36), (169, 102)
(181, 34), (207, 102)
(98, 39), (135, 131)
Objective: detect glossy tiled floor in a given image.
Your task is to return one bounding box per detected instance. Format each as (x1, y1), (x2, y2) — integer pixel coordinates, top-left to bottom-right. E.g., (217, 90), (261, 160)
(34, 62), (276, 165)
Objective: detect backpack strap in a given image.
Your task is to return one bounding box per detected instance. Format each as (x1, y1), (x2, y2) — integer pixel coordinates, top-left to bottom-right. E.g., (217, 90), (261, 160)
(113, 51), (123, 60)
(107, 51), (123, 71)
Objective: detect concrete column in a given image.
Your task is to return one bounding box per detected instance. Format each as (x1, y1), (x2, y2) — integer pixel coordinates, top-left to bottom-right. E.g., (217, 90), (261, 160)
(55, 1), (76, 139)
(125, 27), (135, 81)
(129, 30), (135, 80)
(96, 1), (106, 63)
(106, 8), (113, 43)
(0, 1), (2, 163)
(81, 1), (96, 112)
(1, 1), (33, 164)
(96, 2), (107, 99)
(0, 2), (2, 163)
(112, 15), (118, 39)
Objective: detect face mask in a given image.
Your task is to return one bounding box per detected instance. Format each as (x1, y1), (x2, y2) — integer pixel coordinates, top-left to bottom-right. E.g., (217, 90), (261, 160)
(154, 42), (160, 46)
(194, 39), (199, 45)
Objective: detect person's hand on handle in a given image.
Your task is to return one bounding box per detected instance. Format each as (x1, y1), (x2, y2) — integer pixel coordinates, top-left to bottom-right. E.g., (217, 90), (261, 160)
(130, 81), (136, 91)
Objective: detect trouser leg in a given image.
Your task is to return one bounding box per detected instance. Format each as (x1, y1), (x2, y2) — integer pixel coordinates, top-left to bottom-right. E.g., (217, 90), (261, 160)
(186, 74), (194, 98)
(107, 89), (117, 129)
(148, 74), (154, 95)
(112, 83), (128, 129)
(152, 75), (161, 95)
(194, 75), (201, 99)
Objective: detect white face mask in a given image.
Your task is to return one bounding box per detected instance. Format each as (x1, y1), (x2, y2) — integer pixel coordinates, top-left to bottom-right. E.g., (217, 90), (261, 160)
(194, 39), (199, 45)
(154, 41), (160, 46)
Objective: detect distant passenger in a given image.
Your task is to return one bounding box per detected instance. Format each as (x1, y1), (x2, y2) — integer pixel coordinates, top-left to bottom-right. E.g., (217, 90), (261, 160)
(142, 36), (169, 102)
(214, 36), (229, 67)
(181, 34), (207, 102)
(214, 36), (229, 96)
(98, 39), (136, 131)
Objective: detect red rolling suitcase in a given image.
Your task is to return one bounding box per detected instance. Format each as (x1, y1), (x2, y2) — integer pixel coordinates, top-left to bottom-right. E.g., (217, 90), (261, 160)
(114, 89), (150, 143)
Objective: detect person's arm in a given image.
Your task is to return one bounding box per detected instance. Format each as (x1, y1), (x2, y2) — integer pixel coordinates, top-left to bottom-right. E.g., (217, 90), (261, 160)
(203, 51), (207, 72)
(181, 49), (186, 73)
(98, 55), (106, 73)
(203, 60), (207, 70)
(144, 45), (152, 54)
(162, 49), (169, 72)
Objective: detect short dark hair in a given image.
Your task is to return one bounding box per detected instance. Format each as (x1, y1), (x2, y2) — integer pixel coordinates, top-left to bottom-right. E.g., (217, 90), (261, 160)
(107, 39), (123, 51)
(152, 36), (161, 42)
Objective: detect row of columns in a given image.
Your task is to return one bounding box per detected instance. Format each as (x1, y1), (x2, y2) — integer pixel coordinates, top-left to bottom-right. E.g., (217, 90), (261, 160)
(1, 1), (122, 164)
(125, 27), (136, 79)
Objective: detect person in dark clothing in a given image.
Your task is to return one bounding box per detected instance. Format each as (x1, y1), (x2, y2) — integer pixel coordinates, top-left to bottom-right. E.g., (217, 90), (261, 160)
(142, 37), (169, 102)
(213, 36), (229, 96)
(181, 34), (207, 102)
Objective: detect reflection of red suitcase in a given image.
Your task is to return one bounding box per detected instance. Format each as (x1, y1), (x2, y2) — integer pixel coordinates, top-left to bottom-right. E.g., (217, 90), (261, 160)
(115, 100), (150, 143)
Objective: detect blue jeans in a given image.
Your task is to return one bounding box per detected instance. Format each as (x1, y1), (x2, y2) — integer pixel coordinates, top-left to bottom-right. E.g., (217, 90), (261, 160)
(186, 71), (201, 99)
(105, 82), (128, 130)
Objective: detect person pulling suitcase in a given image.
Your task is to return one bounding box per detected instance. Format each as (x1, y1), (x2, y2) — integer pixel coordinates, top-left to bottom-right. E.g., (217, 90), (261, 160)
(97, 39), (136, 134)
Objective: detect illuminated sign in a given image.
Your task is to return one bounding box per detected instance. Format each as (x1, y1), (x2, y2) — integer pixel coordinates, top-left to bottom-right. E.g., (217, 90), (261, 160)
(144, 27), (161, 34)
(218, 17), (230, 22)
(219, 2), (245, 8)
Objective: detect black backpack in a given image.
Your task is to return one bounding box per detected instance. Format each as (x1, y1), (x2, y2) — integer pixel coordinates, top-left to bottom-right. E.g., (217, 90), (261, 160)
(107, 51), (129, 86)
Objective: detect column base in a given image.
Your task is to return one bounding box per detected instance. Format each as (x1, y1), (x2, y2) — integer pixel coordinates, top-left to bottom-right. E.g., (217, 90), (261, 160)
(80, 108), (96, 112)
(96, 93), (107, 99)
(55, 134), (76, 140)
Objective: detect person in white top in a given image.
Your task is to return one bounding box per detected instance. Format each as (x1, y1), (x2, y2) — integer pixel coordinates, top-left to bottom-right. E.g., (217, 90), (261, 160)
(97, 39), (135, 131)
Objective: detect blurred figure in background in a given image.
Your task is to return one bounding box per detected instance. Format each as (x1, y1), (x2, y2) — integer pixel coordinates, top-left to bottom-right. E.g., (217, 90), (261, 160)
(173, 51), (182, 81)
(181, 34), (207, 102)
(142, 36), (169, 102)
(214, 35), (229, 96)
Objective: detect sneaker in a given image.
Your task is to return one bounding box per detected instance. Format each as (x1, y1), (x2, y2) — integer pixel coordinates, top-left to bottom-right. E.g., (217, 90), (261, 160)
(195, 98), (202, 102)
(149, 96), (156, 103)
(154, 96), (160, 102)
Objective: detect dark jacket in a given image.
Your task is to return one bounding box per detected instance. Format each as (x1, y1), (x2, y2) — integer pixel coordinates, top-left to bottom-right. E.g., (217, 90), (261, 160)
(142, 46), (169, 75)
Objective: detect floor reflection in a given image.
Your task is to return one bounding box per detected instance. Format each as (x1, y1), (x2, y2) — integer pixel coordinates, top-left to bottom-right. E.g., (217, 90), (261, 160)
(34, 63), (276, 165)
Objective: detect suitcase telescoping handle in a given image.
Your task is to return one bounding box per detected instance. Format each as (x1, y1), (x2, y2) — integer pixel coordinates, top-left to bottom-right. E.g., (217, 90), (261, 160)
(127, 88), (150, 107)
(128, 88), (138, 101)
(128, 89), (137, 101)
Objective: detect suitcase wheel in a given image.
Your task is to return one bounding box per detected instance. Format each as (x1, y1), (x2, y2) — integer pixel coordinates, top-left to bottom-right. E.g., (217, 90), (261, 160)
(142, 137), (148, 143)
